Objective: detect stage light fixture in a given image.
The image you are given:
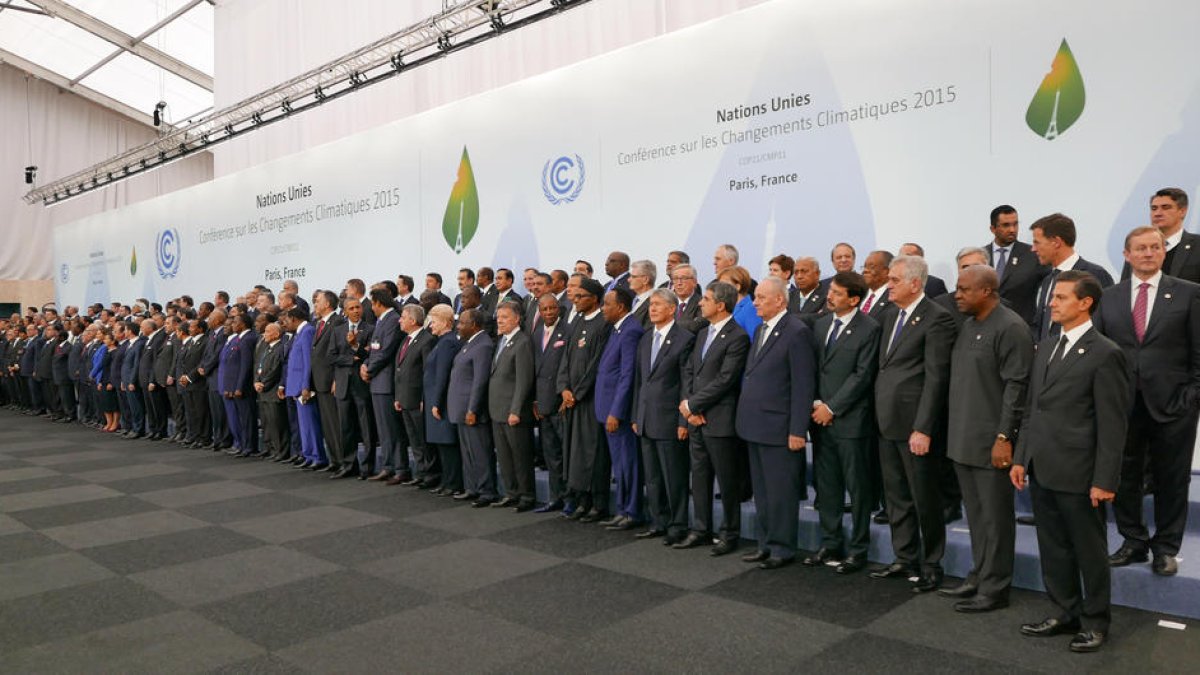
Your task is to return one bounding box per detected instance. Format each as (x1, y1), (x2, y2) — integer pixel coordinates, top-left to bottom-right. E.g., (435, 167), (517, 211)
(24, 166), (36, 184)
(152, 101), (167, 127)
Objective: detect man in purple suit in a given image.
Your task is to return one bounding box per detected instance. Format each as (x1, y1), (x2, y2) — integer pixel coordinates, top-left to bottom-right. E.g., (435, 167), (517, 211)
(595, 286), (645, 530)
(220, 313), (259, 457)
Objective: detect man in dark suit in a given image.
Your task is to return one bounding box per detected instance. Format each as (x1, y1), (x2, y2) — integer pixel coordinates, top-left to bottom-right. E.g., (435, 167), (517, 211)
(121, 324), (146, 438)
(51, 327), (75, 422)
(769, 254), (799, 313)
(808, 272), (881, 574)
(1030, 213), (1115, 340)
(940, 265), (1033, 612)
(310, 290), (346, 471)
(452, 268), (475, 316)
(1120, 188), (1200, 284)
(331, 298), (376, 478)
(668, 264), (704, 333)
(361, 289), (408, 481)
(138, 319), (168, 439)
(1095, 226), (1200, 576)
(396, 275), (421, 306)
(604, 251), (631, 292)
(178, 320), (210, 447)
(156, 317), (183, 441)
(477, 267), (499, 315)
(446, 309), (496, 507)
(35, 324), (59, 420)
(522, 273), (548, 333)
(874, 256), (956, 592)
(254, 321), (289, 460)
(1011, 270), (1130, 653)
(558, 278), (613, 521)
(532, 294), (570, 512)
(424, 273), (453, 309)
(792, 256), (827, 322)
(898, 243), (949, 297)
(196, 310), (232, 450)
(984, 205), (1051, 326)
(736, 276), (817, 569)
(492, 268), (523, 314)
(19, 324), (43, 415)
(860, 250), (894, 319)
(627, 260), (656, 331)
(680, 281), (750, 555)
(819, 243), (858, 294)
(393, 304), (437, 485)
(220, 314), (259, 456)
(488, 303), (536, 511)
(595, 287), (645, 530)
(632, 289), (695, 542)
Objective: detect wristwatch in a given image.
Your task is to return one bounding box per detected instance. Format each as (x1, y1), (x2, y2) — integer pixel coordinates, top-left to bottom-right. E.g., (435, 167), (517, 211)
(996, 432), (1010, 442)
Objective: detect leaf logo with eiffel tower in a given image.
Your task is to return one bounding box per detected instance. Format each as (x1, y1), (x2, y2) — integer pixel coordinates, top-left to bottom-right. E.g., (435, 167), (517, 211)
(442, 146), (480, 253)
(130, 246), (138, 276)
(1026, 39), (1086, 140)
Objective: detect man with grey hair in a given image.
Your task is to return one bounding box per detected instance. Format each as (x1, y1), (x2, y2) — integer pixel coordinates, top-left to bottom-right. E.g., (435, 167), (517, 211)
(670, 264), (704, 332)
(713, 244), (739, 275)
(629, 260), (658, 330)
(872, 254), (957, 592)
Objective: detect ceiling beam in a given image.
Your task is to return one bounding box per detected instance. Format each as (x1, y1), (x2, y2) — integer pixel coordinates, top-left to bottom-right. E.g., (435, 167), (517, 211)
(0, 48), (159, 127)
(25, 0), (213, 91)
(70, 0), (207, 87)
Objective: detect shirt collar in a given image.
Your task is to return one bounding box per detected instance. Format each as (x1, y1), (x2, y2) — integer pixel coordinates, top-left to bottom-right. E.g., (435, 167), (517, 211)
(583, 308), (603, 321)
(895, 293), (926, 312)
(1132, 269), (1163, 287)
(762, 310), (787, 333)
(1056, 252), (1080, 272)
(1060, 319), (1093, 348)
(655, 320), (675, 337)
(707, 315), (733, 333)
(612, 312), (631, 331)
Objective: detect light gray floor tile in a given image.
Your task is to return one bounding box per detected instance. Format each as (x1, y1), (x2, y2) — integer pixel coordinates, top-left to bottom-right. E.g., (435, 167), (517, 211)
(130, 545), (340, 606)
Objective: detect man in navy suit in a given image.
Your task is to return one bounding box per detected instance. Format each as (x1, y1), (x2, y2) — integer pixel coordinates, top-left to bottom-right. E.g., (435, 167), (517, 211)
(197, 309), (233, 450)
(633, 289), (695, 542)
(594, 287), (645, 531)
(221, 314), (259, 457)
(792, 257), (827, 322)
(603, 251), (631, 292)
(121, 323), (146, 438)
(735, 276), (817, 569)
(680, 281), (750, 554)
(1030, 213), (1115, 340)
(446, 309), (496, 507)
(137, 318), (168, 439)
(392, 304), (436, 486)
(283, 307), (325, 469)
(532, 294), (570, 511)
(984, 205), (1051, 325)
(1095, 226), (1200, 576)
(361, 288), (410, 482)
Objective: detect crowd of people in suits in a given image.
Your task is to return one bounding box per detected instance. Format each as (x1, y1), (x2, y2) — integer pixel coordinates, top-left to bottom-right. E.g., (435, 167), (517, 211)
(3, 188), (1199, 655)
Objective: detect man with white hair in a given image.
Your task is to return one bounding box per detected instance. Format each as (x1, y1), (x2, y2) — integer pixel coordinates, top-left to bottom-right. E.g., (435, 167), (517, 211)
(628, 260), (657, 330)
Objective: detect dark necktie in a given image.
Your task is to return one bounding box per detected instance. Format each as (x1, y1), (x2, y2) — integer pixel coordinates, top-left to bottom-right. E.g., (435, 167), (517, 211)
(1039, 270), (1061, 340)
(1045, 334), (1069, 378)
(995, 248), (1008, 281)
(825, 318), (843, 351)
(316, 319), (326, 340)
(888, 310), (906, 353)
(398, 335), (412, 363)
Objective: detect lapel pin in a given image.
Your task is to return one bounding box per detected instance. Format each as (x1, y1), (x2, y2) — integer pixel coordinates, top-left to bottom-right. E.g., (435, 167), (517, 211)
(913, 316), (921, 323)
(665, 340), (671, 345)
(1077, 348), (1085, 354)
(1165, 293), (1173, 300)
(976, 334), (982, 340)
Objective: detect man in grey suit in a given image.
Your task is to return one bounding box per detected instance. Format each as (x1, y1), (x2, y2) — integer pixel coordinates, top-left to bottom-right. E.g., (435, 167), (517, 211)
(488, 303), (537, 511)
(873, 255), (956, 592)
(1011, 271), (1130, 653)
(633, 289), (695, 544)
(940, 265), (1033, 612)
(392, 304), (437, 486)
(255, 322), (289, 460)
(680, 282), (750, 554)
(311, 290), (346, 472)
(808, 272), (880, 574)
(735, 276), (817, 569)
(330, 298), (376, 478)
(446, 309), (497, 507)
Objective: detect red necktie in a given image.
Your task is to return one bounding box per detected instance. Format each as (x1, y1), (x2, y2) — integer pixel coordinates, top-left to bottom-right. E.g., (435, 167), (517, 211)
(1133, 282), (1149, 343)
(861, 292), (874, 313)
(316, 319), (326, 339)
(398, 335), (411, 363)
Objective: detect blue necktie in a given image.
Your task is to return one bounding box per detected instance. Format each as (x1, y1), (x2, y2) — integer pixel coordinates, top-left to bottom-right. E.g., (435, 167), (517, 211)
(494, 335), (507, 365)
(995, 248), (1008, 281)
(650, 331), (662, 368)
(825, 318), (843, 351)
(889, 310), (906, 353)
(701, 326), (716, 359)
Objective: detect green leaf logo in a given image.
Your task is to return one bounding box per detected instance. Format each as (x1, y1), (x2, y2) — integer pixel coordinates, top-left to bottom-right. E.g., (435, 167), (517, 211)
(442, 146), (480, 253)
(1026, 39), (1086, 140)
(130, 246), (138, 276)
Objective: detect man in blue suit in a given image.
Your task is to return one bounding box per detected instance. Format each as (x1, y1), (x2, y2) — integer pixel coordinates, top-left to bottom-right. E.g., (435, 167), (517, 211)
(221, 313), (259, 456)
(447, 308), (497, 507)
(735, 276), (817, 569)
(595, 287), (645, 530)
(361, 288), (410, 482)
(121, 323), (147, 438)
(197, 310), (233, 450)
(19, 324), (43, 415)
(283, 307), (325, 468)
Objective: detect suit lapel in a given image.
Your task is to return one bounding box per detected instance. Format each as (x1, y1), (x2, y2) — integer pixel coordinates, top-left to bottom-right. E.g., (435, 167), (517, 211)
(822, 313), (859, 365)
(751, 315), (787, 369)
(1142, 278), (1176, 344)
(882, 300), (923, 365)
(1044, 329), (1095, 388)
(1170, 235), (1196, 277)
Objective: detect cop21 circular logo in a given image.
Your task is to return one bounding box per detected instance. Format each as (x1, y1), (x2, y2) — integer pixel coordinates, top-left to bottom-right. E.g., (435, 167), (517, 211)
(156, 228), (181, 279)
(542, 154), (585, 205)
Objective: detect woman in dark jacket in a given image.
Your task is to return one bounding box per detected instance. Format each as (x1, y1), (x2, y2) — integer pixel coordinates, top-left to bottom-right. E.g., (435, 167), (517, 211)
(422, 304), (463, 496)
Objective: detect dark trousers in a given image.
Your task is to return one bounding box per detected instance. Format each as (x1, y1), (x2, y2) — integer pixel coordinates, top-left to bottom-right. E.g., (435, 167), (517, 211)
(689, 428), (742, 542)
(457, 422), (497, 499)
(145, 386), (168, 435)
(260, 401), (289, 457)
(954, 461), (1014, 599)
(565, 404), (611, 512)
(167, 386), (185, 437)
(607, 424), (641, 518)
(494, 421), (535, 502)
(642, 435), (690, 537)
(372, 394), (409, 475)
(234, 396), (257, 454)
(1115, 393), (1198, 557)
(880, 437), (946, 571)
(538, 414), (565, 501)
(78, 382), (95, 422)
(747, 442), (805, 560)
(403, 408), (438, 483)
(814, 432), (872, 557)
(57, 381), (77, 420)
(1030, 473), (1111, 632)
(286, 398), (301, 459)
(316, 391), (345, 467)
(434, 442), (463, 492)
(39, 379), (58, 416)
(25, 376), (43, 412)
(208, 388), (232, 447)
(125, 388), (145, 434)
(337, 390), (375, 472)
(185, 386), (210, 443)
(116, 382), (129, 429)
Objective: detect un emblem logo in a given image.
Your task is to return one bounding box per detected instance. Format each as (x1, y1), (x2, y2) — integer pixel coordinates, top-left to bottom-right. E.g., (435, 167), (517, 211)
(156, 228), (181, 279)
(59, 263), (69, 284)
(542, 155), (585, 205)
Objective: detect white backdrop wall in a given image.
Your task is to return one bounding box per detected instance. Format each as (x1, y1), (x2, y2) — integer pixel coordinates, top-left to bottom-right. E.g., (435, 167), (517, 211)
(211, 0), (768, 176)
(0, 64), (213, 282)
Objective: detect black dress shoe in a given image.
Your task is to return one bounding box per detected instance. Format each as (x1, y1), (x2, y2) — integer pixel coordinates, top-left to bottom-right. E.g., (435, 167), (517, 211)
(662, 533), (684, 546)
(1016, 515), (1036, 526)
(514, 501), (535, 513)
(1108, 544), (1149, 567)
(1069, 630), (1105, 653)
(331, 467), (358, 479)
(759, 556), (792, 570)
(742, 550), (770, 563)
(401, 477), (423, 486)
(869, 562), (916, 580)
(453, 492), (479, 501)
(471, 498), (496, 508)
(954, 595), (1009, 613)
(492, 497), (519, 508)
(672, 532), (709, 549)
(597, 514), (624, 527)
(937, 582), (978, 598)
(835, 555), (867, 574)
(1021, 617), (1081, 637)
(307, 463), (329, 471)
(606, 517), (638, 531)
(533, 500), (564, 514)
(224, 448), (242, 456)
(635, 529), (666, 540)
(802, 548), (842, 567)
(579, 509), (607, 523)
(911, 572), (943, 594)
(322, 464), (339, 472)
(1152, 554), (1179, 576)
(710, 540), (738, 557)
